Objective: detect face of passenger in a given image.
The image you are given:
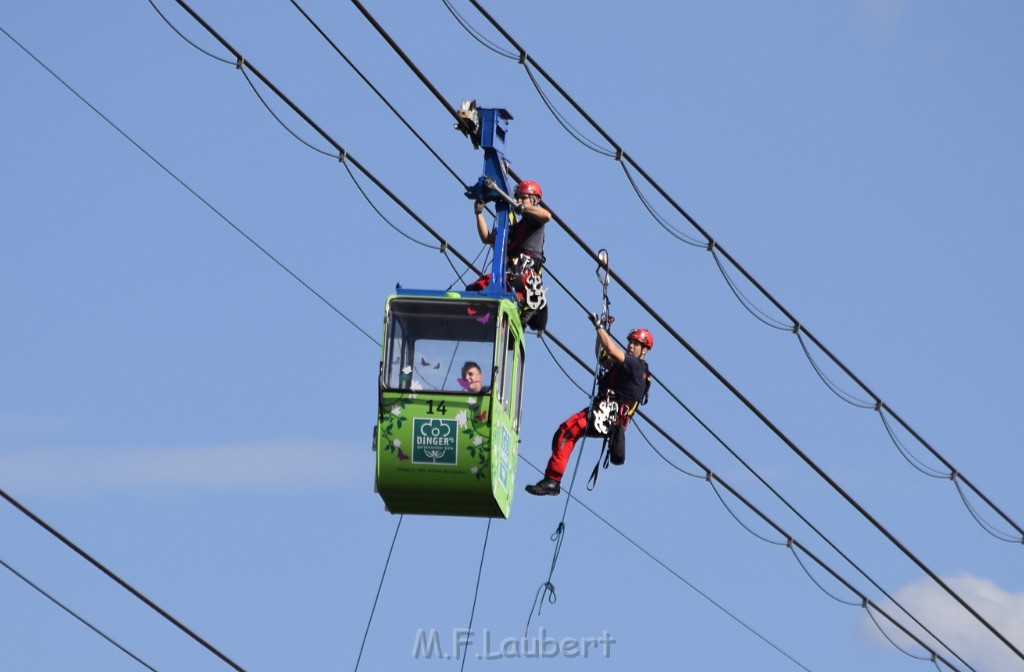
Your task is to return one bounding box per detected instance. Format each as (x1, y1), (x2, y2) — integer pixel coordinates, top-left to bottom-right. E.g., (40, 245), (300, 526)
(463, 366), (483, 392)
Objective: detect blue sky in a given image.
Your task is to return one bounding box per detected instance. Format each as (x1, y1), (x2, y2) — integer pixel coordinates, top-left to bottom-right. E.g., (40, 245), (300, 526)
(2, 2), (1023, 670)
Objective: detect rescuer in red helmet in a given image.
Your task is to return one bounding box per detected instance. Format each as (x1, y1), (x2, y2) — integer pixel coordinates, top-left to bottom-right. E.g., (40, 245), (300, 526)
(526, 321), (654, 496)
(471, 179), (552, 332)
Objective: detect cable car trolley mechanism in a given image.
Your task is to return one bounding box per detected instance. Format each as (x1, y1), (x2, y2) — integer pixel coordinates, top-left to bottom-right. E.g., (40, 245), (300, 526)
(374, 105), (526, 518)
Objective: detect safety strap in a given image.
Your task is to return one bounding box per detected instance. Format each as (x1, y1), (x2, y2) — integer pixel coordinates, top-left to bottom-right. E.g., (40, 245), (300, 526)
(586, 436), (611, 491)
(596, 249), (611, 327)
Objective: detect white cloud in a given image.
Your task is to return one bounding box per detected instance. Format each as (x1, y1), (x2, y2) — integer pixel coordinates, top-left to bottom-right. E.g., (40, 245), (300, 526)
(863, 573), (1024, 671)
(0, 441), (371, 495)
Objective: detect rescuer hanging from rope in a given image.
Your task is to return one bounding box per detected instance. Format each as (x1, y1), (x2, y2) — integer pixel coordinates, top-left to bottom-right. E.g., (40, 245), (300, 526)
(525, 317), (654, 496)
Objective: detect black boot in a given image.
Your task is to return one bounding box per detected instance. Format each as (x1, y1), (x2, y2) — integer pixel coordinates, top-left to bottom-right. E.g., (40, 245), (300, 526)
(525, 478), (560, 496)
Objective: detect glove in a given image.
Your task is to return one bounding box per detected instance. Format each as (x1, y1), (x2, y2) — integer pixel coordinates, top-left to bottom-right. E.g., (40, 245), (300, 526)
(590, 313), (602, 330)
(474, 200), (485, 215)
(513, 203), (525, 217)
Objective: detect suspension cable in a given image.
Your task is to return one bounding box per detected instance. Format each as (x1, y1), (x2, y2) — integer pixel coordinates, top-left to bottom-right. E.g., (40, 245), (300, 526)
(459, 519), (492, 671)
(543, 326), (977, 671)
(142, 4), (1019, 665)
(0, 556), (161, 672)
(0, 487), (248, 672)
(456, 0), (1024, 544)
(353, 516), (403, 671)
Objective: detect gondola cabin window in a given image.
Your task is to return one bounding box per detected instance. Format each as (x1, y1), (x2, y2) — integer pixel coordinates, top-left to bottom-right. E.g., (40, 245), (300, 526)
(383, 298), (497, 393)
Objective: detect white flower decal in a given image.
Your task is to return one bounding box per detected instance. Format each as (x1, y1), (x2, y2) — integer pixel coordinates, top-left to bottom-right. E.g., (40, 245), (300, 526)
(455, 410), (468, 428)
(391, 404), (402, 416)
(472, 435), (483, 446)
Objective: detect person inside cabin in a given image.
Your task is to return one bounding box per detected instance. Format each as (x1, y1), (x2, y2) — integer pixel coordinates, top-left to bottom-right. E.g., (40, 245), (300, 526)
(470, 179), (552, 333)
(460, 361), (484, 394)
(525, 320), (654, 496)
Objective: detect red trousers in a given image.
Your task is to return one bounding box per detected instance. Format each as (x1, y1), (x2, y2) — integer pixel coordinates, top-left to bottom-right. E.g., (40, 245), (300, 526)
(545, 407), (600, 482)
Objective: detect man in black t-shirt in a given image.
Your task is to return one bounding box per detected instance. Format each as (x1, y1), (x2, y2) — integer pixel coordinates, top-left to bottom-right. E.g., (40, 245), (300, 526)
(526, 323), (654, 496)
(470, 180), (551, 332)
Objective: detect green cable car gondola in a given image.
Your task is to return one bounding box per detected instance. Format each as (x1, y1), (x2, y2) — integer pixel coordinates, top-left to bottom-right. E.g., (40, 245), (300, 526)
(375, 291), (525, 517)
(374, 106), (527, 518)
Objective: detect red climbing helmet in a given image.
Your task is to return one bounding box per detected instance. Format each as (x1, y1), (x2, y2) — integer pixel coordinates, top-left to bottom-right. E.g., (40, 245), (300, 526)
(627, 328), (654, 350)
(514, 180), (542, 199)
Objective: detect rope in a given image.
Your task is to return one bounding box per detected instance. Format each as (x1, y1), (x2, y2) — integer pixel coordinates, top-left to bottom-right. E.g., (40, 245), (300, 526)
(525, 255), (613, 630)
(353, 516), (403, 671)
(586, 250), (617, 491)
(524, 418), (594, 634)
(459, 519), (492, 670)
(526, 341), (601, 626)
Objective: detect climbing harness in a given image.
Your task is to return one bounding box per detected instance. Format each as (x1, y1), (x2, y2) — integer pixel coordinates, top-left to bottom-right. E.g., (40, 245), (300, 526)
(587, 394), (638, 490)
(509, 254), (546, 312)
